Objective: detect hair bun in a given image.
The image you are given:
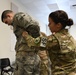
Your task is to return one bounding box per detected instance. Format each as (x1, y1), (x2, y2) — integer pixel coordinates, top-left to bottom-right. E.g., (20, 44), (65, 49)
(67, 18), (74, 26)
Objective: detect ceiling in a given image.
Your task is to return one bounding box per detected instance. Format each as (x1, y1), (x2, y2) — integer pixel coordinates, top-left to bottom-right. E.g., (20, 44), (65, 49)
(18, 0), (76, 25)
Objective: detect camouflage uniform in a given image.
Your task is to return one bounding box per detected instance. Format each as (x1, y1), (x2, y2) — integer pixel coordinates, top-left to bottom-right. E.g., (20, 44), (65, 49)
(47, 29), (76, 75)
(12, 12), (40, 75)
(24, 32), (51, 75)
(24, 29), (76, 75)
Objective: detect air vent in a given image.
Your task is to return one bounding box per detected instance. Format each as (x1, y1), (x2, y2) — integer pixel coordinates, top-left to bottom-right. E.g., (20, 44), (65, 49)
(72, 4), (76, 7)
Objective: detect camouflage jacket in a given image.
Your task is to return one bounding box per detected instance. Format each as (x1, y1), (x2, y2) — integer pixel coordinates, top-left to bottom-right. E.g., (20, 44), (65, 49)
(25, 29), (76, 74)
(12, 12), (39, 52)
(47, 29), (76, 74)
(24, 32), (47, 50)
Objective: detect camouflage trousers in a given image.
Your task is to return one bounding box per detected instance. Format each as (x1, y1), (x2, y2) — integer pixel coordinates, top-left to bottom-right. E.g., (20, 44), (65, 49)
(38, 50), (51, 75)
(39, 59), (51, 75)
(51, 63), (76, 75)
(52, 72), (76, 75)
(52, 68), (76, 75)
(14, 51), (40, 75)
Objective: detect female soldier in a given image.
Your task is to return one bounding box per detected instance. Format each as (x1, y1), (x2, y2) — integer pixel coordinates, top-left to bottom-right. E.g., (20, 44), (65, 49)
(47, 10), (76, 75)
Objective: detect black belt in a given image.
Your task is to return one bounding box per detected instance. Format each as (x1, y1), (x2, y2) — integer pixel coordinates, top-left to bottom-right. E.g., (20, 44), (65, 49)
(17, 50), (37, 56)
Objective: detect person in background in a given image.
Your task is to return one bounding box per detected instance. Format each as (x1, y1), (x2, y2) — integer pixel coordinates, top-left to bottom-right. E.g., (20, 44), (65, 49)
(23, 10), (76, 75)
(1, 10), (40, 75)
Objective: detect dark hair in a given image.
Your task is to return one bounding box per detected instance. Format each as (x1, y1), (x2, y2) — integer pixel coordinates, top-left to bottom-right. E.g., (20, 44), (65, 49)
(49, 10), (74, 28)
(1, 10), (13, 22)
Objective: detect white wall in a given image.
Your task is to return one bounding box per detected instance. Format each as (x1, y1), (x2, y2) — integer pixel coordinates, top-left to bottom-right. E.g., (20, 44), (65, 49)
(0, 0), (16, 64)
(69, 24), (76, 40)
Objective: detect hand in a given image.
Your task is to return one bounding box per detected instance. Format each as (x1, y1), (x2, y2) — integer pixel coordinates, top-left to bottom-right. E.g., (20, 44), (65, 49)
(22, 31), (28, 37)
(38, 50), (47, 60)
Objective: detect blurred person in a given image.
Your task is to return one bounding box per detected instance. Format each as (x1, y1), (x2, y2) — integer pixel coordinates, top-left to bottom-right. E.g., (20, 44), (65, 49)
(1, 10), (40, 75)
(1, 10), (51, 75)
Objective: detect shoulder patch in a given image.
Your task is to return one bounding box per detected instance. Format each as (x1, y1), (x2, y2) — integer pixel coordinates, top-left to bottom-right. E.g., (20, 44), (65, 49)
(34, 37), (40, 44)
(40, 37), (47, 47)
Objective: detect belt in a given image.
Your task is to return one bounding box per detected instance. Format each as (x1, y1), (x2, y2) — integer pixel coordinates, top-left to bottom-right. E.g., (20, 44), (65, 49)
(17, 50), (36, 56)
(31, 46), (46, 50)
(17, 46), (46, 52)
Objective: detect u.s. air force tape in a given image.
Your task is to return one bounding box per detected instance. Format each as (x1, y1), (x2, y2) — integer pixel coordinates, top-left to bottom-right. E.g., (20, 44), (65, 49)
(40, 37), (47, 47)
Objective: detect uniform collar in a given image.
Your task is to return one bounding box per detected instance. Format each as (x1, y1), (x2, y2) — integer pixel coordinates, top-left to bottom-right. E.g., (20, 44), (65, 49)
(52, 29), (68, 34)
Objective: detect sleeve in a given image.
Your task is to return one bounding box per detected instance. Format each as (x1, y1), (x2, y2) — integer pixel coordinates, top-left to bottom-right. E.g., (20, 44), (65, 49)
(13, 12), (39, 30)
(23, 33), (41, 47)
(46, 35), (58, 49)
(23, 32), (48, 48)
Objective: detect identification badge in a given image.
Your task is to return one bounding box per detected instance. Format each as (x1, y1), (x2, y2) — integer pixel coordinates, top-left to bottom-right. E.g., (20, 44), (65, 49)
(40, 37), (47, 47)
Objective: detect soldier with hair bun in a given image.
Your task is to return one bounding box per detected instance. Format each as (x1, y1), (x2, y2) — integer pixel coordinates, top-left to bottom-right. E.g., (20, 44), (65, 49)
(47, 10), (76, 75)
